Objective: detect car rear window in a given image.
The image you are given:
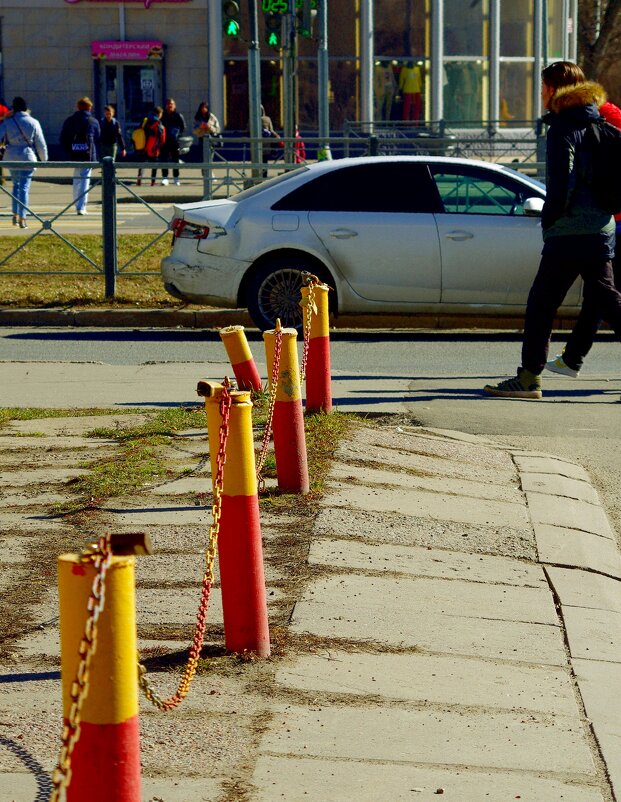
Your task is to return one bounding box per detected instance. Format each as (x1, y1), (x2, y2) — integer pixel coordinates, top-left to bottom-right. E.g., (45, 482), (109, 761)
(272, 162), (444, 213)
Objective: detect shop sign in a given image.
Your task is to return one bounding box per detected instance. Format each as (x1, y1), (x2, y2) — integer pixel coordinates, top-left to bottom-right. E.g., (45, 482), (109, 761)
(67, 0), (190, 8)
(91, 41), (164, 61)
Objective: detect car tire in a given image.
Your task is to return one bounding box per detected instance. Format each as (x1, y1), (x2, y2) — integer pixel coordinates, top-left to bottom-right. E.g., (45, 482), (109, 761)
(246, 257), (331, 331)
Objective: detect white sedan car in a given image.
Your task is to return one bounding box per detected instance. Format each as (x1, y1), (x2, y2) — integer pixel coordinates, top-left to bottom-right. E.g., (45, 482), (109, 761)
(161, 155), (576, 330)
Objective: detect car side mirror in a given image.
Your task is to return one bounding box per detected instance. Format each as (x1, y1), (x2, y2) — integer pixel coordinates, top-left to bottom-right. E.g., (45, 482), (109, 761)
(524, 197), (544, 216)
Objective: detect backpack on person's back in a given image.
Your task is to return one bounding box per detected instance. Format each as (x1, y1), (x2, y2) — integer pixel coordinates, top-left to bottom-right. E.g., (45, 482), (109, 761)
(584, 117), (621, 215)
(144, 118), (166, 158)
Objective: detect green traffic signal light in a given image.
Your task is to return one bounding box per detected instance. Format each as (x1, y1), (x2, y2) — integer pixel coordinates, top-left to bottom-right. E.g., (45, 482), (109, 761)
(226, 19), (240, 37)
(268, 31), (280, 48)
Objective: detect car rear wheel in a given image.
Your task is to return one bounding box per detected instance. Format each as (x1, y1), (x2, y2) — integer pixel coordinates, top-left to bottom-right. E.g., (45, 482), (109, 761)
(247, 258), (330, 331)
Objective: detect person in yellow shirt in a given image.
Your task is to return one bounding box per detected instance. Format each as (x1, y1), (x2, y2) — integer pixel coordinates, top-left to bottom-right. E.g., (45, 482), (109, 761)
(399, 62), (423, 121)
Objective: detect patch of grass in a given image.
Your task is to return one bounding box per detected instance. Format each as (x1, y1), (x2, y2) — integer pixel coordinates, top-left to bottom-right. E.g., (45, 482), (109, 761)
(62, 407), (209, 510)
(0, 234), (186, 308)
(305, 410), (352, 495)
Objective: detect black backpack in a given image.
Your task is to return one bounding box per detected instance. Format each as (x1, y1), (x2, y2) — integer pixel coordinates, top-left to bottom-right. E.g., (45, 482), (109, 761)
(584, 118), (621, 215)
(70, 122), (91, 161)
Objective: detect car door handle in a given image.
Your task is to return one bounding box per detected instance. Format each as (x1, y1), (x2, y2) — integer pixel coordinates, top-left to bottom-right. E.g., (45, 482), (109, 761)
(445, 230), (474, 241)
(329, 229), (358, 239)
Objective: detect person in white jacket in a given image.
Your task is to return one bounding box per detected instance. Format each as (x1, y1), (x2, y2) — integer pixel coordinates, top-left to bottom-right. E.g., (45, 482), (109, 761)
(0, 96), (47, 228)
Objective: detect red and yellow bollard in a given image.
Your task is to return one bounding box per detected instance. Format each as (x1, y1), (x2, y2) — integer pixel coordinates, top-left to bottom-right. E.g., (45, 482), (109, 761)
(301, 281), (332, 413)
(219, 325), (262, 393)
(57, 550), (141, 802)
(199, 380), (270, 657)
(263, 323), (310, 494)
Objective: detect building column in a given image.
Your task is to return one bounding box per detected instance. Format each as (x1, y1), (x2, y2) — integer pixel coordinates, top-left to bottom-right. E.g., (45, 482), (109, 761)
(533, 0), (543, 121)
(208, 2), (224, 126)
(430, 0), (444, 124)
(489, 0), (500, 128)
(360, 0), (374, 124)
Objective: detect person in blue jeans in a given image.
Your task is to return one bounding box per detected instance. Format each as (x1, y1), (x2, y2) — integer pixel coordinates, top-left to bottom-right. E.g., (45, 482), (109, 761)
(60, 97), (100, 215)
(0, 96), (48, 228)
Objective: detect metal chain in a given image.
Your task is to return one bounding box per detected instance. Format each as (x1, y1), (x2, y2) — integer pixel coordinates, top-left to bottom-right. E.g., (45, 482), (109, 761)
(256, 324), (282, 491)
(49, 533), (113, 802)
(299, 276), (316, 383)
(138, 382), (232, 711)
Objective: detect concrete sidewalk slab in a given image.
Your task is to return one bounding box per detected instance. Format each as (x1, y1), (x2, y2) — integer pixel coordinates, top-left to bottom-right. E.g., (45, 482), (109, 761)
(275, 650), (578, 714)
(513, 454), (591, 481)
(546, 566), (621, 612)
(526, 490), (614, 537)
(520, 470), (600, 503)
(253, 757), (606, 802)
(260, 703), (596, 774)
(535, 523), (621, 578)
(307, 538), (548, 587)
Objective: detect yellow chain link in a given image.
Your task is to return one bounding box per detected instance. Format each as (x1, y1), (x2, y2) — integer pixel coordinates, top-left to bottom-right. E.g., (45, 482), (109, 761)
(256, 321), (282, 491)
(299, 275), (316, 383)
(49, 533), (113, 802)
(138, 381), (232, 711)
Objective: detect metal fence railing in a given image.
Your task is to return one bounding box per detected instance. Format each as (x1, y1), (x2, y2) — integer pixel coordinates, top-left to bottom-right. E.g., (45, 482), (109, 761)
(0, 128), (547, 297)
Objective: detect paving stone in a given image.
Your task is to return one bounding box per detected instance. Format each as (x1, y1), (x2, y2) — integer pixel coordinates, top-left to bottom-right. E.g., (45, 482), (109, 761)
(0, 512), (65, 532)
(307, 539), (547, 587)
(323, 484), (530, 529)
(1, 491), (66, 507)
(6, 413), (151, 436)
(275, 650), (578, 715)
(535, 523), (621, 579)
(561, 606), (621, 663)
(0, 435), (113, 449)
(546, 566), (621, 613)
(330, 461), (522, 502)
(150, 476), (213, 495)
(526, 491), (614, 537)
(252, 756), (605, 802)
(0, 468), (88, 487)
(312, 507), (538, 560)
(141, 776), (221, 801)
(102, 503), (215, 527)
(291, 574), (566, 665)
(259, 703), (596, 775)
(520, 471), (599, 503)
(513, 454), (590, 482)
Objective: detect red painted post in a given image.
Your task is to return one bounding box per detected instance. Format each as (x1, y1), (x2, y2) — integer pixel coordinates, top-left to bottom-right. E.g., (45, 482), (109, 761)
(219, 325), (262, 392)
(263, 323), (310, 494)
(301, 282), (332, 413)
(199, 380), (270, 656)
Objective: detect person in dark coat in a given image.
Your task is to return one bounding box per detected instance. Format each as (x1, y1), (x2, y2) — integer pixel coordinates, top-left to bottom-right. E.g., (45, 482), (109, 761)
(60, 96), (100, 215)
(159, 98), (185, 185)
(546, 95), (621, 377)
(485, 61), (621, 399)
(99, 105), (126, 161)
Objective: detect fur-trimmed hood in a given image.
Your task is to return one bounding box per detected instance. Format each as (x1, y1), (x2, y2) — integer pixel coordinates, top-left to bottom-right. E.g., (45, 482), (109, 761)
(549, 81), (607, 114)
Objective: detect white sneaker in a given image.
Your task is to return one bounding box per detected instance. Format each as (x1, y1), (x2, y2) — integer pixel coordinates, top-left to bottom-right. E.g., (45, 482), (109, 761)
(161, 178), (169, 186)
(545, 354), (580, 377)
(174, 179), (181, 186)
(77, 209), (87, 215)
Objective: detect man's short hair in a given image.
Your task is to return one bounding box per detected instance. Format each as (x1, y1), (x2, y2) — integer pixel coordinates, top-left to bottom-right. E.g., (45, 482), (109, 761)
(541, 61), (585, 91)
(77, 97), (93, 111)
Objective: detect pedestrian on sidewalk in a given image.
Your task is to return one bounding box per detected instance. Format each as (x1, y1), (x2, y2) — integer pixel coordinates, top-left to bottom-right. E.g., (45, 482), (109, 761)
(0, 96), (48, 228)
(60, 96), (100, 215)
(484, 61), (621, 400)
(159, 98), (185, 186)
(135, 106), (166, 187)
(99, 105), (126, 161)
(546, 97), (621, 378)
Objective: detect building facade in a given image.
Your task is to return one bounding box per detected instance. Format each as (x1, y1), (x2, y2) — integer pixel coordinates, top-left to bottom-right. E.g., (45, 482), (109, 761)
(0, 0), (577, 153)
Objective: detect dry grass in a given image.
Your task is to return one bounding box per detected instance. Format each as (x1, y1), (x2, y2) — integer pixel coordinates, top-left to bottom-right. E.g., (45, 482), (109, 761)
(0, 234), (184, 307)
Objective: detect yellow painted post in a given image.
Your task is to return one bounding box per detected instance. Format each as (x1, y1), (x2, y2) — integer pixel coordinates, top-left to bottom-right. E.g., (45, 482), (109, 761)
(219, 325), (262, 392)
(263, 324), (310, 493)
(301, 282), (332, 412)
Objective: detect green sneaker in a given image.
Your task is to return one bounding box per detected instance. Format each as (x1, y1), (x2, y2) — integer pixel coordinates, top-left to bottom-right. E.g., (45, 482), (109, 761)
(484, 368), (542, 399)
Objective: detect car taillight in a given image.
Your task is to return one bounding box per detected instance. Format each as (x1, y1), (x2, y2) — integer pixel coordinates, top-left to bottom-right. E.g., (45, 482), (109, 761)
(171, 217), (210, 239)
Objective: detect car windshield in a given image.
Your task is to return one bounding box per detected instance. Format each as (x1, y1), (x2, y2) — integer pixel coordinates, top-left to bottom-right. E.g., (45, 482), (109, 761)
(499, 165), (546, 194)
(232, 166), (310, 202)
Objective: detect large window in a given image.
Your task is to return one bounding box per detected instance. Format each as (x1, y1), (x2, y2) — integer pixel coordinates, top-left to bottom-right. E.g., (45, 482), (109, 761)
(500, 0), (533, 57)
(444, 61), (484, 122)
(374, 0), (427, 59)
(444, 0), (486, 57)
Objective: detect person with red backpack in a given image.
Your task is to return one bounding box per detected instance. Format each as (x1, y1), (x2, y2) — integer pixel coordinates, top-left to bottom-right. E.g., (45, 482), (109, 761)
(136, 106), (166, 187)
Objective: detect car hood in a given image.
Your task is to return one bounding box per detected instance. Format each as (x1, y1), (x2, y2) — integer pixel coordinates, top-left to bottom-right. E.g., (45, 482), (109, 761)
(172, 199), (239, 227)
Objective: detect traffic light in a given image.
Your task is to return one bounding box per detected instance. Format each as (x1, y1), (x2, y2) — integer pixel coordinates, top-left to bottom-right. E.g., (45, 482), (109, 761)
(265, 11), (282, 50)
(222, 0), (241, 38)
(297, 0), (317, 38)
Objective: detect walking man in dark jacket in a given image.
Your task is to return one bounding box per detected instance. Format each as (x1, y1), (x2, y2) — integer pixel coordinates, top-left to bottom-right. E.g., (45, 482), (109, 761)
(159, 98), (185, 185)
(60, 96), (100, 215)
(484, 61), (621, 399)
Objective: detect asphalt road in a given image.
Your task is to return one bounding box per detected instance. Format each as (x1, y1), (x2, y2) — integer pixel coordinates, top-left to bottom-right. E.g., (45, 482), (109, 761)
(1, 326), (619, 545)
